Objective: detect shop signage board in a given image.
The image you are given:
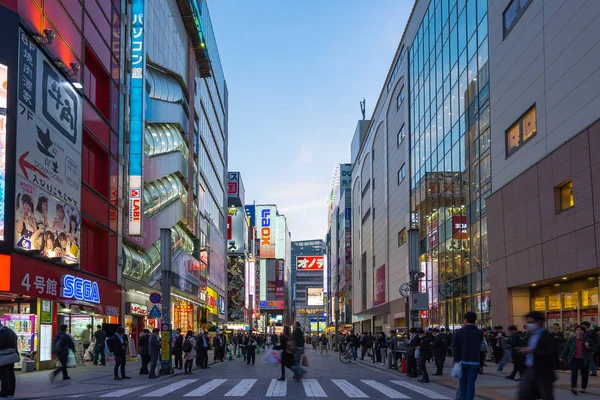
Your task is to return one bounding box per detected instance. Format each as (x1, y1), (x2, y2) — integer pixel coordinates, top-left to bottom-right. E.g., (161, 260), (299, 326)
(15, 29), (83, 264)
(258, 206), (275, 258)
(128, 302), (148, 316)
(40, 299), (52, 323)
(61, 274), (100, 303)
(275, 259), (284, 299)
(373, 264), (386, 306)
(149, 292), (161, 304)
(148, 305), (161, 318)
(296, 256), (324, 270)
(259, 300), (284, 310)
(227, 172), (239, 196)
(160, 324), (170, 361)
(0, 63), (8, 240)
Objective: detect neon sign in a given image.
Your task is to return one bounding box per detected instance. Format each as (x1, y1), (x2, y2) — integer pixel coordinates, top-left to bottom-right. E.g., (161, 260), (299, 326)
(61, 275), (101, 303)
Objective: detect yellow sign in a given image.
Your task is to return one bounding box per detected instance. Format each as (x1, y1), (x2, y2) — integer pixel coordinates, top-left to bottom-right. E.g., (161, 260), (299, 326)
(161, 331), (170, 361)
(228, 208), (238, 215)
(207, 287), (218, 315)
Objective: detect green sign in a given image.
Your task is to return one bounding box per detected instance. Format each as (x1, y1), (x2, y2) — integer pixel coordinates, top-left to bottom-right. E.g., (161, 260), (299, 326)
(40, 300), (52, 324)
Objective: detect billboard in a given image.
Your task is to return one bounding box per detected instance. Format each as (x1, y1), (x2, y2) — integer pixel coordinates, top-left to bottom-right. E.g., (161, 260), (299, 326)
(15, 29), (82, 264)
(296, 255), (325, 271)
(128, 0), (146, 236)
(452, 216), (468, 239)
(374, 264), (386, 306)
(276, 259), (284, 299)
(258, 206), (275, 258)
(227, 172), (239, 196)
(227, 256), (245, 322)
(307, 288), (323, 306)
(259, 300), (284, 310)
(0, 63), (7, 240)
(227, 207), (246, 254)
(170, 252), (201, 295)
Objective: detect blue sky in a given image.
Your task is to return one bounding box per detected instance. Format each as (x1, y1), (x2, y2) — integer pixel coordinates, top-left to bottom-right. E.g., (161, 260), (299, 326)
(209, 0), (414, 241)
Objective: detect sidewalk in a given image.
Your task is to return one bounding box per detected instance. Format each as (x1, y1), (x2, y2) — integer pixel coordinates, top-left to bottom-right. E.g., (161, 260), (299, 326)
(344, 350), (600, 400)
(13, 350), (227, 399)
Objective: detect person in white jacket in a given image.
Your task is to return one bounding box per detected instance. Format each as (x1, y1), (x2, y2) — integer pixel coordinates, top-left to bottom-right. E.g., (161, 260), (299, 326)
(183, 330), (197, 374)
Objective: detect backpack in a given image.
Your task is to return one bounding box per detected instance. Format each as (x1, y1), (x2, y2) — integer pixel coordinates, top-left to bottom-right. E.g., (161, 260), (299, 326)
(480, 339), (488, 352)
(182, 338), (192, 353)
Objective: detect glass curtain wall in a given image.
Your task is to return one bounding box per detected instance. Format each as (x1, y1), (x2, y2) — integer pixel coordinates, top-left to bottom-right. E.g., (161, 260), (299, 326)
(409, 0), (490, 328)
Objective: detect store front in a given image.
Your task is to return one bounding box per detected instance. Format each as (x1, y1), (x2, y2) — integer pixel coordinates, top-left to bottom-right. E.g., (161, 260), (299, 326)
(531, 276), (598, 339)
(173, 298), (194, 332)
(1, 254), (122, 370)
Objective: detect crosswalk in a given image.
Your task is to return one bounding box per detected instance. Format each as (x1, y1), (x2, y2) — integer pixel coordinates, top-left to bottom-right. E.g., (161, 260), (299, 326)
(94, 378), (452, 399)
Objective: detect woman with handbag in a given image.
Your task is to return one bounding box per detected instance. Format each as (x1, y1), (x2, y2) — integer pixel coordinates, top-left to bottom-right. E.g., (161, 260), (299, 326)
(183, 330), (197, 374)
(0, 324), (18, 397)
(274, 326), (296, 381)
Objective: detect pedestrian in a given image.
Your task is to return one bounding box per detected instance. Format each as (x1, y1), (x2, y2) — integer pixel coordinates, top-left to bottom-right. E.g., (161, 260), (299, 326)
(348, 331), (359, 361)
(452, 311), (484, 400)
(232, 334), (238, 356)
(81, 324), (92, 354)
(148, 328), (161, 379)
(581, 321), (597, 376)
(432, 328), (446, 375)
(518, 311), (557, 400)
(219, 333), (226, 361)
(246, 333), (257, 365)
(560, 325), (596, 394)
(51, 324), (75, 382)
(93, 324), (107, 366)
(550, 323), (565, 370)
(494, 326), (507, 369)
(292, 322), (307, 379)
(378, 332), (389, 366)
(108, 327), (130, 380)
(418, 329), (432, 383)
(198, 331), (210, 369)
(138, 329), (150, 375)
(506, 325), (526, 381)
(407, 328), (420, 378)
(173, 328), (184, 369)
(213, 333), (222, 363)
(320, 334), (329, 355)
(275, 325), (296, 381)
(0, 323), (18, 397)
(183, 330), (197, 374)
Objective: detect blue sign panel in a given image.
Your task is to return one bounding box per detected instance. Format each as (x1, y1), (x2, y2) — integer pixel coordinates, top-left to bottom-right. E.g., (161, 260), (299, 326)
(61, 275), (100, 303)
(244, 205), (255, 227)
(149, 304), (162, 318)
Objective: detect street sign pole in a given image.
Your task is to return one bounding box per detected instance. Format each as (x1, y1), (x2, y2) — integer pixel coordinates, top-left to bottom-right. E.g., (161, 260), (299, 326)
(159, 228), (173, 375)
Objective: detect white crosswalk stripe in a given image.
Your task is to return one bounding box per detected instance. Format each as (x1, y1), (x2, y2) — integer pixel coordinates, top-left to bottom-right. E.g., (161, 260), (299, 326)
(183, 379), (228, 397)
(361, 380), (410, 398)
(303, 379), (327, 397)
(224, 379), (258, 396)
(331, 379), (369, 398)
(142, 379), (198, 397)
(266, 378), (287, 397)
(391, 380), (451, 399)
(100, 385), (154, 398)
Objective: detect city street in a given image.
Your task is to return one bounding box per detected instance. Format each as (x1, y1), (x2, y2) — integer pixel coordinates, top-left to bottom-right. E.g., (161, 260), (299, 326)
(13, 346), (458, 400)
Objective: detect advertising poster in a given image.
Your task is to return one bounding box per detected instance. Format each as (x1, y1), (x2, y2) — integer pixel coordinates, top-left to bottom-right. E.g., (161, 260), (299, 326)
(373, 264), (386, 306)
(296, 255), (325, 271)
(307, 288), (324, 306)
(276, 259), (284, 299)
(227, 256), (245, 322)
(227, 207), (246, 254)
(170, 252), (201, 295)
(227, 172), (239, 196)
(0, 63), (7, 240)
(15, 29), (82, 264)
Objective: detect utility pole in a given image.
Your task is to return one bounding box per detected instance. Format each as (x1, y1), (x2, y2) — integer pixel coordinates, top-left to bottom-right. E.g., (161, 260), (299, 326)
(159, 228), (173, 375)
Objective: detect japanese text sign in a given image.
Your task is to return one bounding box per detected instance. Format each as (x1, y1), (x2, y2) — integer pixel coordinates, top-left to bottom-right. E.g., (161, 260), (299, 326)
(296, 256), (324, 270)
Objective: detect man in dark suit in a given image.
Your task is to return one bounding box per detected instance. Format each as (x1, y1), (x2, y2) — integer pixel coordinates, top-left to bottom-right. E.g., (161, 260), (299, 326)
(108, 327), (130, 380)
(0, 324), (18, 397)
(432, 328), (447, 375)
(173, 328), (183, 369)
(148, 328), (161, 378)
(138, 329), (150, 375)
(518, 311), (557, 400)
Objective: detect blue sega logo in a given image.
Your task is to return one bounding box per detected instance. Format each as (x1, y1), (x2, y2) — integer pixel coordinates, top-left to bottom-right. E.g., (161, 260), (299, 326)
(61, 275), (101, 303)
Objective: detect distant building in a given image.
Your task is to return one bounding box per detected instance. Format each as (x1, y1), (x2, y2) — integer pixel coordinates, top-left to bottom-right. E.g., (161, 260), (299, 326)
(292, 240), (326, 334)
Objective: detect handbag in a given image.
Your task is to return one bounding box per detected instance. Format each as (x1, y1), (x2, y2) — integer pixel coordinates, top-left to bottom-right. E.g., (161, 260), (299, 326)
(451, 362), (462, 378)
(301, 354), (309, 367)
(67, 349), (76, 367)
(263, 350), (281, 367)
(0, 349), (20, 366)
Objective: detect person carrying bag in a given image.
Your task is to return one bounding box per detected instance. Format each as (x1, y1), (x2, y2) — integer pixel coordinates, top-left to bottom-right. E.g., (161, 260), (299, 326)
(0, 324), (19, 397)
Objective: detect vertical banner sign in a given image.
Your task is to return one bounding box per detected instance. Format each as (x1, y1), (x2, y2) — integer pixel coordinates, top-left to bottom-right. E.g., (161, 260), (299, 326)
(128, 0), (145, 236)
(373, 264), (386, 306)
(275, 259), (284, 299)
(259, 207), (275, 258)
(0, 63), (7, 240)
(15, 30), (83, 264)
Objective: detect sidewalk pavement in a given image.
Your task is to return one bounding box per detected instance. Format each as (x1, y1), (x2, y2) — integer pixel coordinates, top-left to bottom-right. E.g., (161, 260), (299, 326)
(12, 350), (230, 399)
(347, 351), (600, 400)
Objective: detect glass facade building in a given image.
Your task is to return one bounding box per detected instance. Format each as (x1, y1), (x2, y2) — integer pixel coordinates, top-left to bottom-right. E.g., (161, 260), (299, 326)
(409, 0), (491, 328)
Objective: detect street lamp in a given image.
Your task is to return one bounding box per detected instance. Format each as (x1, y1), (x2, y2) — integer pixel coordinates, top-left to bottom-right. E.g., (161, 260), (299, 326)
(399, 271), (425, 333)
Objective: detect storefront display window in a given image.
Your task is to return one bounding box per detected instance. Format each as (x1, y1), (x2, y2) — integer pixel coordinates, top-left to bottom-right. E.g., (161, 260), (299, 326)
(173, 300), (194, 331)
(547, 294), (561, 310)
(581, 289), (598, 308)
(563, 292), (578, 309)
(563, 310), (578, 339)
(533, 297), (546, 311)
(2, 314), (37, 369)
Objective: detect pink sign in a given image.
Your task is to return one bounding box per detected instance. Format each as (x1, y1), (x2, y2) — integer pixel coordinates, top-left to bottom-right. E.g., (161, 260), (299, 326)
(374, 264), (386, 306)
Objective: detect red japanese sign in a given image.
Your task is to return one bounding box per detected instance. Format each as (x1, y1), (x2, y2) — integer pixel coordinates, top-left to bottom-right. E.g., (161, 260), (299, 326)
(452, 216), (468, 239)
(296, 256), (324, 270)
(374, 264), (386, 306)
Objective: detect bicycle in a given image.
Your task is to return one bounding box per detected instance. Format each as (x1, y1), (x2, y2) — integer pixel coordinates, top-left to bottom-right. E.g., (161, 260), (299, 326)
(339, 344), (354, 363)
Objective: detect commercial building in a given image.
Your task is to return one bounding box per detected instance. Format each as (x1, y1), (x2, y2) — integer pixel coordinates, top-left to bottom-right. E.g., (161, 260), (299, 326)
(120, 0), (229, 340)
(0, 0), (124, 370)
(325, 163), (352, 330)
(487, 0), (600, 331)
(292, 239), (326, 333)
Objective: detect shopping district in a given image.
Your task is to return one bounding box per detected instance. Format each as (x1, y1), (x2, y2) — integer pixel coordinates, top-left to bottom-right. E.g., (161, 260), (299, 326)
(0, 0), (598, 399)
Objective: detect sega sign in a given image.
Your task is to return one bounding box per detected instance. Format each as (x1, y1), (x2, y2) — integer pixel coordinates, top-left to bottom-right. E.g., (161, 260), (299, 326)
(61, 275), (101, 303)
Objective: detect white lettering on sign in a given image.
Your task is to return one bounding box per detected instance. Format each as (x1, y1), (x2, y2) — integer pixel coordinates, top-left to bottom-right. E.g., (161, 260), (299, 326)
(21, 273), (58, 296)
(129, 303), (148, 315)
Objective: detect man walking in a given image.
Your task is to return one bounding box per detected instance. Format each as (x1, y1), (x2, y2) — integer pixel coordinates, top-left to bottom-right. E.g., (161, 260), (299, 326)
(138, 329), (150, 375)
(93, 325), (107, 366)
(550, 323), (565, 370)
(0, 323), (18, 397)
(432, 328), (447, 375)
(173, 328), (183, 369)
(453, 312), (484, 400)
(148, 328), (161, 379)
(506, 325), (526, 381)
(108, 327), (130, 380)
(51, 324), (75, 382)
(581, 321), (597, 376)
(246, 333), (257, 365)
(213, 333), (222, 363)
(518, 311), (557, 400)
(198, 331), (210, 369)
(293, 322), (307, 378)
(81, 324), (92, 354)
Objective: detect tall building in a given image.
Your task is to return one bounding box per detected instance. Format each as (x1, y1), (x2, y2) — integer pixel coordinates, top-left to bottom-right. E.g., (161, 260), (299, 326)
(120, 0), (229, 337)
(0, 0), (125, 370)
(487, 0), (600, 330)
(292, 240), (326, 333)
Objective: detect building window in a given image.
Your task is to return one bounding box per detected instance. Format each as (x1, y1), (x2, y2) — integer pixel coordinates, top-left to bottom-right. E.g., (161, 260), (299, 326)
(361, 208), (371, 225)
(506, 105), (537, 157)
(396, 86), (405, 110)
(398, 228), (407, 247)
(503, 0), (533, 38)
(397, 124), (406, 147)
(398, 163), (406, 184)
(361, 179), (370, 198)
(373, 208), (376, 220)
(555, 180), (574, 212)
(372, 178), (375, 190)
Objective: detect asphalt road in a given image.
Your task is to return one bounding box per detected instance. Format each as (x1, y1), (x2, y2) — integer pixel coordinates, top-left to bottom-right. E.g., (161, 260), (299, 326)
(33, 346), (458, 400)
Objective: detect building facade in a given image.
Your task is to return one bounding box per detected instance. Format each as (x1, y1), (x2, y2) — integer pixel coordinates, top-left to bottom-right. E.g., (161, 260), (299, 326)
(487, 0), (600, 332)
(0, 0), (125, 370)
(120, 0), (229, 338)
(292, 240), (326, 333)
(351, 31), (411, 332)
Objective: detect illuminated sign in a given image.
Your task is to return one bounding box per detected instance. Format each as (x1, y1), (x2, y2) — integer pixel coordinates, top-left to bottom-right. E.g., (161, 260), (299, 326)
(61, 274), (100, 303)
(296, 256), (325, 270)
(259, 300), (284, 310)
(452, 216), (468, 239)
(128, 0), (145, 236)
(307, 288), (323, 306)
(227, 172), (239, 196)
(128, 302), (148, 315)
(259, 207), (275, 258)
(373, 265), (386, 306)
(0, 63), (7, 240)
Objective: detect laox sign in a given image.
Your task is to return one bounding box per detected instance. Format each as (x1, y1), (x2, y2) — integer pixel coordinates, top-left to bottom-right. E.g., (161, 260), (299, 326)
(61, 275), (101, 303)
(261, 209), (271, 245)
